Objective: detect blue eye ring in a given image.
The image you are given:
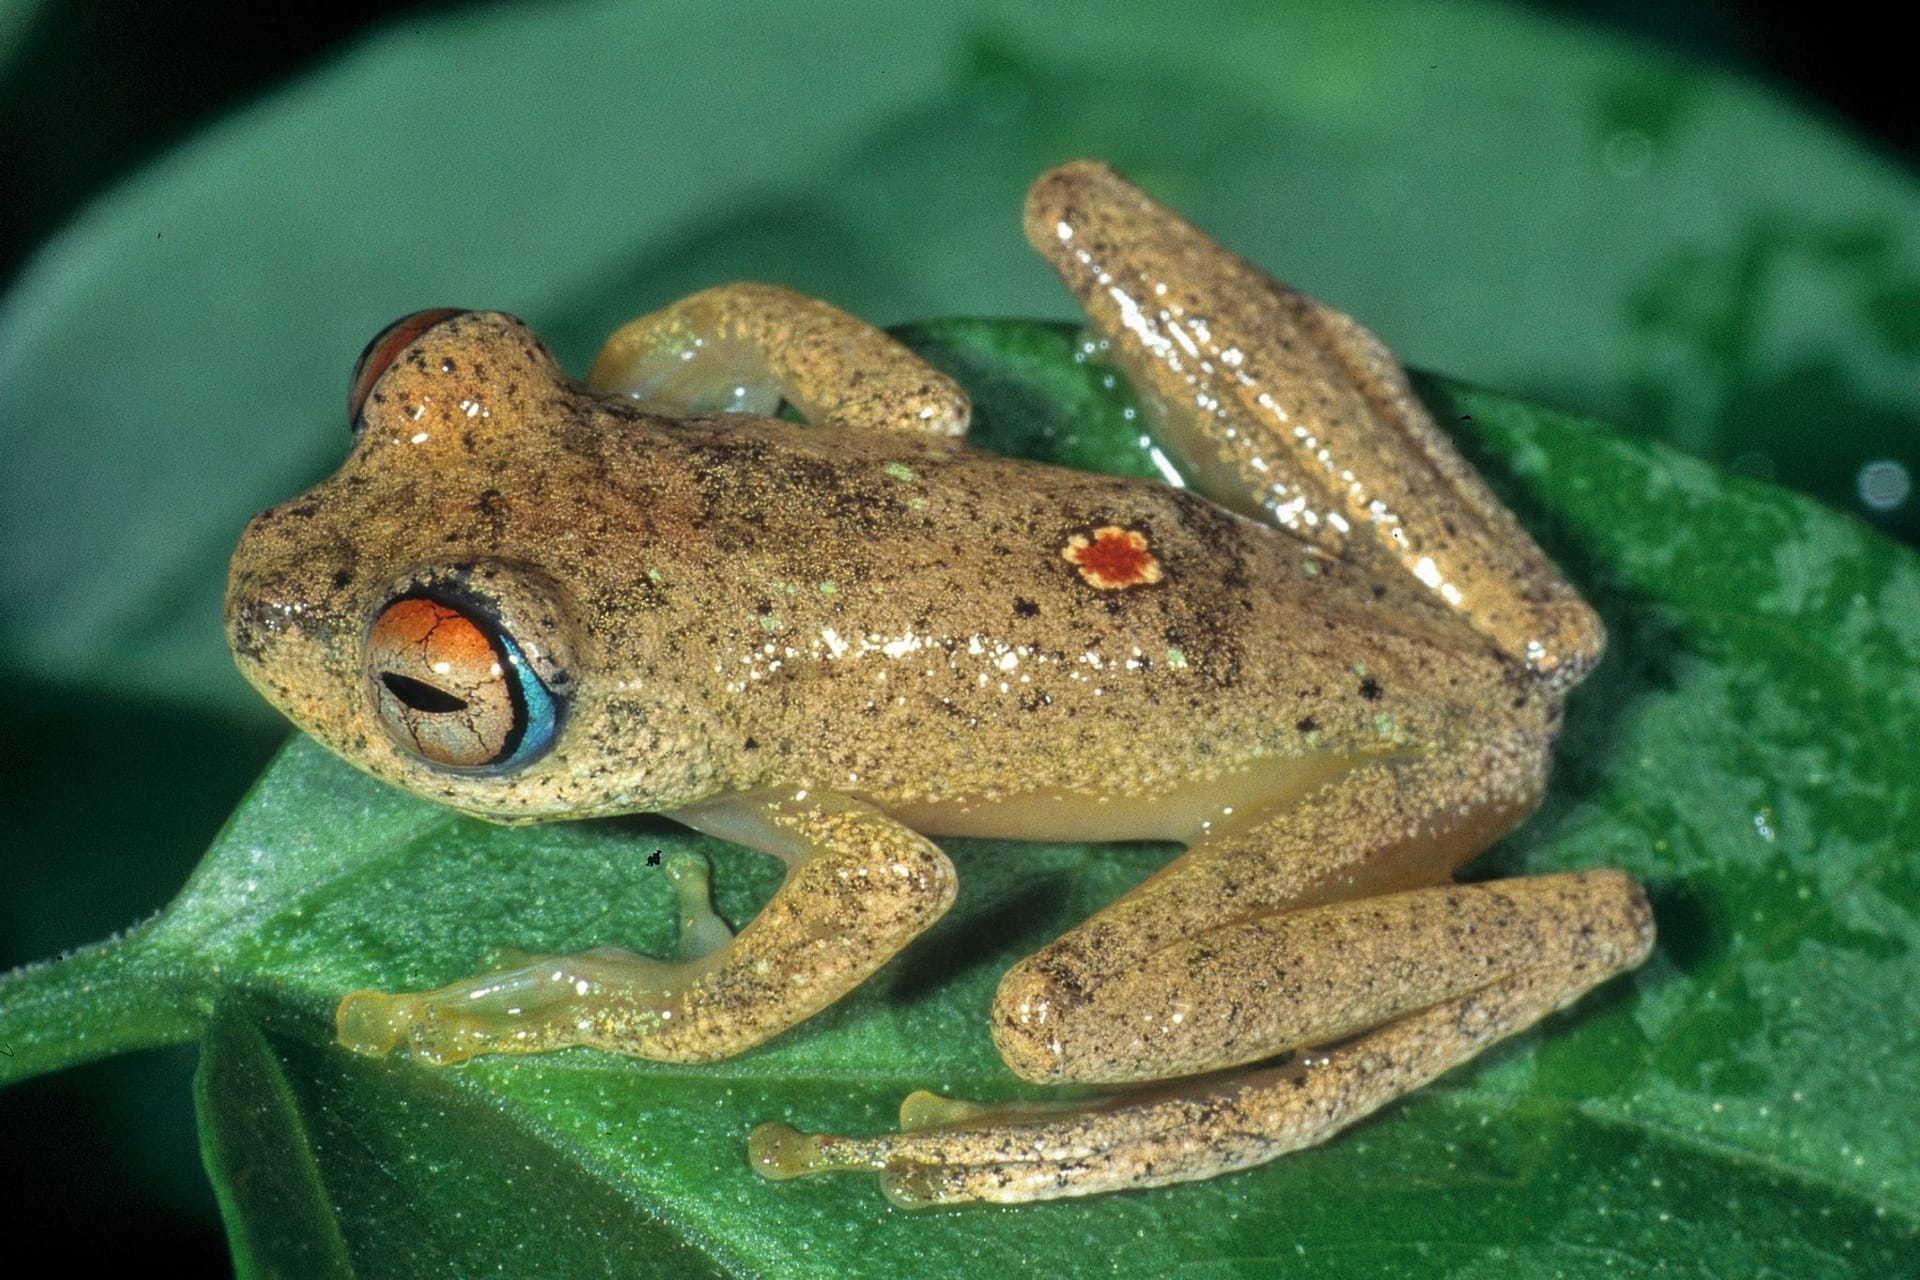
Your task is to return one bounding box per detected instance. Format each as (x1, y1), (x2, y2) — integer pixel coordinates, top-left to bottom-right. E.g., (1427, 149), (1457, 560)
(367, 592), (564, 772)
(489, 620), (561, 770)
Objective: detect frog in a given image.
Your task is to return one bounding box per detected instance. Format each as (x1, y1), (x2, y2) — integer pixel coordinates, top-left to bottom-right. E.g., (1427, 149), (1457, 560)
(225, 160), (1653, 1208)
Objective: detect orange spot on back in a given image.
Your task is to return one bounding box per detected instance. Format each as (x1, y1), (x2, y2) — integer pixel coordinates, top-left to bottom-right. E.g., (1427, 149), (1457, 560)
(1062, 526), (1164, 590)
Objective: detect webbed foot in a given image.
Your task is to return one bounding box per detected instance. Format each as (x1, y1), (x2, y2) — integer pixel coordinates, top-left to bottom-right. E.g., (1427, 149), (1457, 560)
(335, 851), (736, 1064)
(335, 945), (704, 1064)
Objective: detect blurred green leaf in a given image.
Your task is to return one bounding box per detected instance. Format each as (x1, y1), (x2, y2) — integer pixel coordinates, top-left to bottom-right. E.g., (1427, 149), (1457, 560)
(5, 318), (1917, 1276)
(0, 0), (43, 76)
(5, 0), (1919, 723)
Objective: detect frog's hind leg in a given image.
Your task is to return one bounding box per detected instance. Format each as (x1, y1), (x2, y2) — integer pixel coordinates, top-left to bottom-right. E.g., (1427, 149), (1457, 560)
(1025, 160), (1601, 689)
(755, 937), (1641, 1208)
(749, 748), (1652, 1206)
(587, 283), (969, 437)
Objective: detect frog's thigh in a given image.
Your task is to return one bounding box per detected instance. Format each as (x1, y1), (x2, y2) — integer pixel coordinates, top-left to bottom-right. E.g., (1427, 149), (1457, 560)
(999, 869), (1649, 1085)
(991, 747), (1544, 1085)
(586, 282), (969, 437)
(335, 792), (956, 1066)
(758, 922), (1646, 1208)
(754, 868), (1650, 1208)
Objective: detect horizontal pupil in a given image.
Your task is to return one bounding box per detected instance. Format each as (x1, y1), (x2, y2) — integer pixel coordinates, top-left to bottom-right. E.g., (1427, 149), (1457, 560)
(382, 672), (469, 714)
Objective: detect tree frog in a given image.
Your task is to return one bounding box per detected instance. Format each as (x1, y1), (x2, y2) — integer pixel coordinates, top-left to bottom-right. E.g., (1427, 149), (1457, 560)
(226, 161), (1653, 1207)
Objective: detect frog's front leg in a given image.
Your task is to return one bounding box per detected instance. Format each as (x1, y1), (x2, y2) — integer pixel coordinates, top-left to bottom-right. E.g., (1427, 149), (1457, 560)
(751, 746), (1652, 1206)
(587, 282), (970, 438)
(335, 790), (955, 1066)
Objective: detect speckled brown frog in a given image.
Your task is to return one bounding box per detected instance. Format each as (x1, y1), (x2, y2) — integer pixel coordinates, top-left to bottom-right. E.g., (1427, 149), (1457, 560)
(225, 161), (1653, 1207)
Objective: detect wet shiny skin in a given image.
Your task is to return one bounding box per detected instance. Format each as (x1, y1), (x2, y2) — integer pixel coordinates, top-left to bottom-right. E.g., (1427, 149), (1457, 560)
(226, 161), (1652, 1206)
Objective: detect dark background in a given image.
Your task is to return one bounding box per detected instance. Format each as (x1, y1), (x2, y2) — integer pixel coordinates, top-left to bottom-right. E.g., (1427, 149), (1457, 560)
(2, 2), (1913, 290)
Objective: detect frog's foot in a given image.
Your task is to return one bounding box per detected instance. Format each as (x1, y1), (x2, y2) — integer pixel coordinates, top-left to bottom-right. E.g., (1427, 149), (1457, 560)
(749, 1090), (1102, 1205)
(335, 945), (716, 1065)
(749, 1077), (1260, 1208)
(335, 852), (736, 1066)
(472, 945), (542, 974)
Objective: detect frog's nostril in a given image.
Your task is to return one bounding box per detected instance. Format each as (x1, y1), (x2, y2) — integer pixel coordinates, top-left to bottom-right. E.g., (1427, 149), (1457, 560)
(227, 594), (295, 664)
(227, 606), (267, 666)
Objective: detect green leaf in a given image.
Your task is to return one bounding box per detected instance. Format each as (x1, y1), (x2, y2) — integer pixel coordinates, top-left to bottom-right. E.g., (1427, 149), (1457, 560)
(6, 317), (1917, 1276)
(0, 0), (45, 79)
(196, 1009), (732, 1279)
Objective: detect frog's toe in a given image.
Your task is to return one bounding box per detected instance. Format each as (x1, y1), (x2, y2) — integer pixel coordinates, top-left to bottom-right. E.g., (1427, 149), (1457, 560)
(335, 987), (500, 1065)
(334, 967), (586, 1065)
(744, 1122), (948, 1209)
(748, 1122), (887, 1183)
(335, 987), (414, 1057)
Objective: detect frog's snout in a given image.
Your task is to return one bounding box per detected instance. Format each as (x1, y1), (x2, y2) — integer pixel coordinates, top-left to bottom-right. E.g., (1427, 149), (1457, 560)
(225, 502), (359, 715)
(225, 565), (325, 692)
(227, 513), (301, 654)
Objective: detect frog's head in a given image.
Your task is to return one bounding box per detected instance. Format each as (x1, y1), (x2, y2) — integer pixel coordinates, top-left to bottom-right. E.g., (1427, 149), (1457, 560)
(226, 309), (713, 821)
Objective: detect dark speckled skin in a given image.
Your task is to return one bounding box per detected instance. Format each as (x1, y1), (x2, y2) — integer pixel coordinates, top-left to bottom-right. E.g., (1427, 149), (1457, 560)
(225, 162), (1652, 1206)
(226, 309), (1524, 830)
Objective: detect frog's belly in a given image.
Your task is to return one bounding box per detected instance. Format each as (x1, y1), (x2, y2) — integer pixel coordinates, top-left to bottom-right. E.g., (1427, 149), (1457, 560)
(886, 749), (1363, 845)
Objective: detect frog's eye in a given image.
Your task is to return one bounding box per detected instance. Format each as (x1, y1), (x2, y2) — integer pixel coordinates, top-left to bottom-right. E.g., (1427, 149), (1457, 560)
(366, 595), (560, 770)
(349, 308), (466, 427)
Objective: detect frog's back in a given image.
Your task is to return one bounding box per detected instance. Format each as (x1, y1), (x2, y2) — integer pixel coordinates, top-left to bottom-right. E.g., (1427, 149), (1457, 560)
(555, 414), (1526, 819)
